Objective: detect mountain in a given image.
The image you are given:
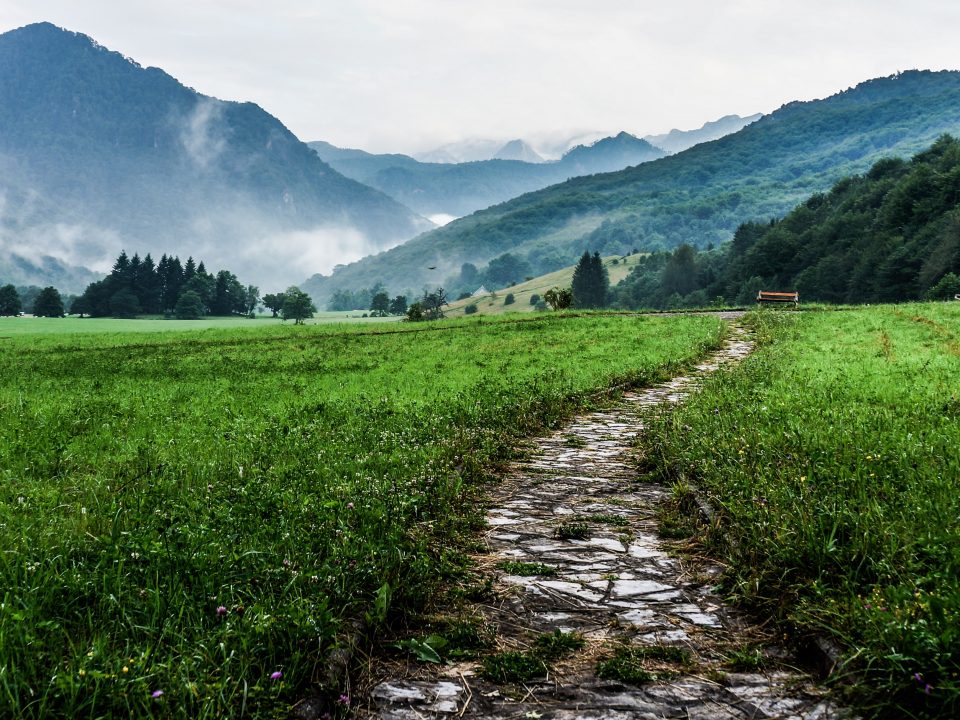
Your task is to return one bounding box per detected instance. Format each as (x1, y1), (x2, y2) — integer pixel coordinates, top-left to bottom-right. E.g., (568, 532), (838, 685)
(309, 132), (665, 218)
(414, 138), (505, 164)
(494, 139), (544, 163)
(614, 135), (960, 307)
(644, 113), (762, 154)
(0, 253), (101, 294)
(302, 71), (960, 306)
(0, 22), (432, 291)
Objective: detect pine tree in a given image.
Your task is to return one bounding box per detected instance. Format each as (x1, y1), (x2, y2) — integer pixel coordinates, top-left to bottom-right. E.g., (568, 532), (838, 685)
(0, 284), (22, 315)
(32, 287), (65, 317)
(571, 251), (609, 308)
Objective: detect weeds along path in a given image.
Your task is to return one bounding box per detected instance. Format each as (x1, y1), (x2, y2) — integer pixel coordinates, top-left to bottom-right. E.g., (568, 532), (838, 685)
(361, 323), (849, 720)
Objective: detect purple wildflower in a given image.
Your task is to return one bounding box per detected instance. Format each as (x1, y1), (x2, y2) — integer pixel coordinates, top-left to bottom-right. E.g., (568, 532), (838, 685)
(914, 672), (924, 683)
(925, 684), (933, 695)
(270, 671), (282, 680)
(216, 605), (228, 617)
(338, 693), (350, 705)
(152, 690), (164, 698)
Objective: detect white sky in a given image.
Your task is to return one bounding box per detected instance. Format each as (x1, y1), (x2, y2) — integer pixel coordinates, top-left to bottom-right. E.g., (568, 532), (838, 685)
(2, 1), (959, 154)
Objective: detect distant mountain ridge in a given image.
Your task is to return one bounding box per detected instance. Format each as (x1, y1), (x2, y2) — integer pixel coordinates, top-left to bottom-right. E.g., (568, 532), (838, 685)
(302, 70), (960, 306)
(644, 113), (762, 153)
(309, 132), (665, 218)
(0, 22), (432, 291)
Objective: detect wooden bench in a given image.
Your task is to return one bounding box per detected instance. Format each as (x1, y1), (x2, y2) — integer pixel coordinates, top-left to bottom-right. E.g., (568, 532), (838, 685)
(757, 291), (799, 306)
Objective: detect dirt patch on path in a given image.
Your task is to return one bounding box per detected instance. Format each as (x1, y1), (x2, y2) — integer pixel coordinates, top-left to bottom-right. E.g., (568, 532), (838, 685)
(354, 324), (849, 720)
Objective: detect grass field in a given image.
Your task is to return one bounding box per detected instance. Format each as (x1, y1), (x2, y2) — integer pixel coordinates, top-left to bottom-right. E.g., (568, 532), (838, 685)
(0, 312), (723, 718)
(651, 303), (960, 718)
(444, 253), (644, 317)
(0, 312), (402, 336)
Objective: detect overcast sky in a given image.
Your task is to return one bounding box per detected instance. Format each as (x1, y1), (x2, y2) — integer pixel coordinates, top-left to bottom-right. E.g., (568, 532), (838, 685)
(2, 1), (958, 154)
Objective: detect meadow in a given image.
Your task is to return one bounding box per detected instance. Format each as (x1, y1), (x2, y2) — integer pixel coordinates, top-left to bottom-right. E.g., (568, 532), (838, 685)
(651, 303), (960, 718)
(0, 312), (723, 718)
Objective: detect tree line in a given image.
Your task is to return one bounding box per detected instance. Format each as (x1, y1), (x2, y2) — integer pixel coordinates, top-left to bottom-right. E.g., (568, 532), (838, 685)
(72, 251), (260, 319)
(2, 251), (319, 322)
(613, 135), (960, 308)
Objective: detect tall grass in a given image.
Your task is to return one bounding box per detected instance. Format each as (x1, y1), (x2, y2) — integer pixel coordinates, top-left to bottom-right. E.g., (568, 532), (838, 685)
(650, 304), (960, 718)
(0, 313), (722, 718)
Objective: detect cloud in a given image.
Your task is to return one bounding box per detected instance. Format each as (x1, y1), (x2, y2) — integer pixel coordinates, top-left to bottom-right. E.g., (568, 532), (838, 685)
(178, 99), (227, 169)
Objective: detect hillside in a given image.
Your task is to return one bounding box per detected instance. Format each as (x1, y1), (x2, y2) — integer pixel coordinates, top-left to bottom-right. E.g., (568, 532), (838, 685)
(0, 23), (432, 291)
(613, 134), (960, 308)
(309, 132), (665, 218)
(303, 71), (960, 306)
(444, 253), (643, 318)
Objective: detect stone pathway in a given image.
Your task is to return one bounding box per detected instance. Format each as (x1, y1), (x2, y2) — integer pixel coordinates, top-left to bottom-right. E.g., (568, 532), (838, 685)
(363, 325), (848, 719)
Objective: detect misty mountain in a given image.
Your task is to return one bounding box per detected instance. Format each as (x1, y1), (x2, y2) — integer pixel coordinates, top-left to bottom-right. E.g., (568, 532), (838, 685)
(0, 22), (432, 291)
(0, 253), (101, 295)
(414, 138), (505, 164)
(494, 139), (544, 162)
(309, 132), (665, 218)
(302, 71), (960, 306)
(644, 113), (762, 154)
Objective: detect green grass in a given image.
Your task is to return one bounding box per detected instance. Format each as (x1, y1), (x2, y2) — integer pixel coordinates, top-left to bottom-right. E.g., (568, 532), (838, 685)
(0, 312), (722, 718)
(498, 561), (557, 577)
(532, 630), (585, 660)
(649, 303), (960, 718)
(444, 254), (646, 318)
(596, 645), (691, 684)
(0, 311), (401, 336)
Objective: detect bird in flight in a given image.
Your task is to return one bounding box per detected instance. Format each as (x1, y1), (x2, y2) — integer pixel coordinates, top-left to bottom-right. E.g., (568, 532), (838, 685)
(427, 266), (437, 270)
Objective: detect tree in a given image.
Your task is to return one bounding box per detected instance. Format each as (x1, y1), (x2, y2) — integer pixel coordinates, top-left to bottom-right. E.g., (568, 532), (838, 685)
(661, 244), (698, 298)
(109, 288), (142, 318)
(485, 253), (532, 288)
(33, 287), (65, 317)
(70, 294), (90, 317)
(281, 287), (316, 324)
(262, 293), (286, 317)
(244, 285), (260, 316)
(571, 251), (609, 308)
(389, 295), (408, 315)
(544, 287), (572, 310)
(174, 290), (205, 319)
(0, 284), (22, 315)
(504, 293), (515, 305)
(419, 287), (447, 320)
(369, 291), (390, 317)
(926, 272), (960, 300)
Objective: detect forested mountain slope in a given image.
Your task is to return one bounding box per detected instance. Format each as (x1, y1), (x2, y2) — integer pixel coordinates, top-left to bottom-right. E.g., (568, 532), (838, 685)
(303, 71), (960, 305)
(614, 135), (960, 307)
(0, 22), (431, 290)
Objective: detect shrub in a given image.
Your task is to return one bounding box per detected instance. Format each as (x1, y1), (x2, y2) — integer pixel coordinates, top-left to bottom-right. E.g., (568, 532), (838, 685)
(504, 293), (515, 305)
(464, 303), (478, 315)
(529, 294), (540, 306)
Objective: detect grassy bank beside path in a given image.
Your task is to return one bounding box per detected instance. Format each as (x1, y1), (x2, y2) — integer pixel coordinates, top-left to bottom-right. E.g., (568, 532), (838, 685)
(0, 312), (722, 718)
(650, 303), (960, 718)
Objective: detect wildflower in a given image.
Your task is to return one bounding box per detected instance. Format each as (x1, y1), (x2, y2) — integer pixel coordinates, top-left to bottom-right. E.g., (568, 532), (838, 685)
(152, 690), (164, 698)
(270, 671), (282, 680)
(347, 502), (354, 509)
(914, 672), (924, 683)
(122, 666), (129, 673)
(216, 605), (228, 617)
(925, 684), (933, 695)
(234, 604), (245, 617)
(338, 694), (350, 705)
(78, 669), (86, 677)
